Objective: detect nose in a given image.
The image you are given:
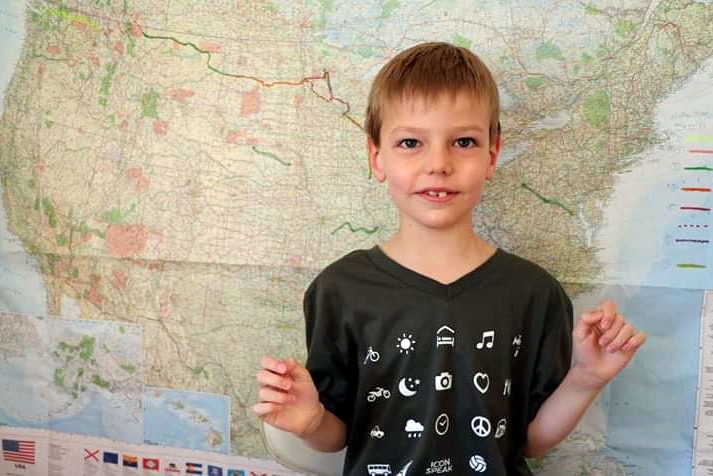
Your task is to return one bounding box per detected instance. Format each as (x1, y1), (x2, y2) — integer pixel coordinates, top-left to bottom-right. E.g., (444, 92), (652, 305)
(424, 145), (453, 175)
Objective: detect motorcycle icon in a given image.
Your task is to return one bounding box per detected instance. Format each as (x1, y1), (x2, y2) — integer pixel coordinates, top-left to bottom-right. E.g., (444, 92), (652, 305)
(367, 387), (391, 402)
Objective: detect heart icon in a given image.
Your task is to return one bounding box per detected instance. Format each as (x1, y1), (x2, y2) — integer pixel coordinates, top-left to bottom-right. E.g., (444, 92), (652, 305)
(473, 372), (489, 394)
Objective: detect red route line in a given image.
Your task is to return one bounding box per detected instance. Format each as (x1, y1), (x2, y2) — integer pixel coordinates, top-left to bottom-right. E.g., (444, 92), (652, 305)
(690, 149), (713, 154)
(681, 187), (712, 192)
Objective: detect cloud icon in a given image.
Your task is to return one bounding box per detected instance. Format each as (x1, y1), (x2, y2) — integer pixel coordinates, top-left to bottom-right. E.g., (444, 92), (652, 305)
(405, 419), (424, 432)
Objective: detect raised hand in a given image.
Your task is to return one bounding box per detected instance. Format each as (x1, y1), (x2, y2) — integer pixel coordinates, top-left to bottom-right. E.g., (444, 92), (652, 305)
(253, 356), (325, 437)
(571, 300), (647, 389)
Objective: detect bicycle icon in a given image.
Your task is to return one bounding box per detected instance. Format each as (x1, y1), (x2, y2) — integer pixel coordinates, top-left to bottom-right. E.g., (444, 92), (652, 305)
(363, 346), (380, 365)
(367, 387), (391, 402)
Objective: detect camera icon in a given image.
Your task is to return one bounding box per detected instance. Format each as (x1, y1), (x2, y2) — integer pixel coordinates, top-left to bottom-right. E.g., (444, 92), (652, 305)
(435, 371), (452, 391)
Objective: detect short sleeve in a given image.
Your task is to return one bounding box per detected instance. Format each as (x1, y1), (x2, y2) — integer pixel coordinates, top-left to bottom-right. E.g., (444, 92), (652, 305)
(303, 278), (356, 432)
(527, 280), (573, 422)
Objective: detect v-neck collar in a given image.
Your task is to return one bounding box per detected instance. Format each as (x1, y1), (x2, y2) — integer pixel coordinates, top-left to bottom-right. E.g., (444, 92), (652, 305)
(366, 245), (503, 300)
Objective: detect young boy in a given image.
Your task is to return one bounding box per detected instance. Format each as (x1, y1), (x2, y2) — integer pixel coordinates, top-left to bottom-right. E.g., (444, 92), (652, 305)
(254, 42), (646, 475)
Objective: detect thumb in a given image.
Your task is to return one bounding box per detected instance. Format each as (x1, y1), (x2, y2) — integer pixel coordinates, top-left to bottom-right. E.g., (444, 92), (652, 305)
(573, 309), (604, 342)
(284, 357), (312, 382)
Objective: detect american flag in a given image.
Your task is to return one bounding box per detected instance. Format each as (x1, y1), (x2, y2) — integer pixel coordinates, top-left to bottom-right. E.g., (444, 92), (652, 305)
(2, 439), (35, 464)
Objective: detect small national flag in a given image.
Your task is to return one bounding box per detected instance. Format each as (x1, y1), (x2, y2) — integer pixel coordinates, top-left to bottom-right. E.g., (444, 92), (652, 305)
(103, 452), (119, 464)
(227, 471), (245, 476)
(2, 439), (35, 464)
(186, 462), (203, 474)
(164, 462), (181, 474)
(208, 465), (223, 476)
(143, 457), (160, 471)
(84, 449), (100, 462)
(123, 454), (139, 468)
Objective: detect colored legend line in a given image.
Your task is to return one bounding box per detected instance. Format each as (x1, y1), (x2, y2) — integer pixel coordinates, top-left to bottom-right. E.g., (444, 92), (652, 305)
(690, 149), (713, 154)
(675, 239), (710, 243)
(680, 206), (711, 212)
(677, 263), (707, 269)
(685, 166), (713, 171)
(682, 187), (712, 192)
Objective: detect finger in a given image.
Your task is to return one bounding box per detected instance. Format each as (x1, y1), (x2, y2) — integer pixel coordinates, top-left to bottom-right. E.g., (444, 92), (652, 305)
(604, 323), (635, 352)
(259, 386), (295, 405)
(284, 357), (312, 382)
(622, 331), (647, 352)
(599, 313), (625, 347)
(253, 401), (281, 417)
(598, 300), (617, 330)
(573, 310), (604, 341)
(261, 356), (287, 375)
(256, 369), (292, 391)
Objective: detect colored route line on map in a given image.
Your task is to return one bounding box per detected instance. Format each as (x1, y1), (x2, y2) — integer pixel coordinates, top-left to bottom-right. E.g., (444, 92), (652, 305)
(680, 206), (711, 212)
(690, 149), (713, 154)
(331, 222), (379, 235)
(520, 183), (574, 216)
(685, 166), (713, 171)
(251, 146), (290, 166)
(681, 187), (712, 192)
(675, 239), (710, 243)
(141, 31), (364, 132)
(677, 263), (707, 269)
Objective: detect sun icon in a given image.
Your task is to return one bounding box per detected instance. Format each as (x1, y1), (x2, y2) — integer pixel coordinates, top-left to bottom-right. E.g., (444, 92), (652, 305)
(396, 333), (416, 354)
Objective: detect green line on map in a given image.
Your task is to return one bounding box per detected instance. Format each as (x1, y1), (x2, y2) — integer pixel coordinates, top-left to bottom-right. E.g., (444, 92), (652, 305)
(684, 166), (713, 171)
(677, 263), (706, 269)
(252, 147), (290, 166)
(521, 183), (575, 216)
(685, 135), (713, 143)
(331, 222), (380, 235)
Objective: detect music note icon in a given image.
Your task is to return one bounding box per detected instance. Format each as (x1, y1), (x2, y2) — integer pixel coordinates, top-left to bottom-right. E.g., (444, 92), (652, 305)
(476, 330), (495, 350)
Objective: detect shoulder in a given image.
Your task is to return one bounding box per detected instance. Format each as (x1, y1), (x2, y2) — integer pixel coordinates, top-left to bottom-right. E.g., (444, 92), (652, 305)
(305, 248), (376, 296)
(491, 249), (568, 297)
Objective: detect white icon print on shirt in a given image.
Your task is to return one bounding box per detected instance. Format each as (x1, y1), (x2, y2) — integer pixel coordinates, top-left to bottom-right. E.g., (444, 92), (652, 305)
(495, 419), (507, 439)
(435, 413), (449, 436)
(367, 464), (391, 476)
(473, 372), (489, 394)
(370, 426), (385, 439)
(435, 372), (452, 391)
(476, 330), (495, 350)
(471, 416), (491, 437)
(367, 386), (391, 402)
(405, 419), (424, 438)
(503, 378), (511, 396)
(398, 377), (420, 397)
(396, 333), (416, 354)
(395, 461), (413, 476)
(436, 325), (455, 347)
(512, 334), (522, 357)
(363, 346), (380, 365)
(468, 455), (487, 472)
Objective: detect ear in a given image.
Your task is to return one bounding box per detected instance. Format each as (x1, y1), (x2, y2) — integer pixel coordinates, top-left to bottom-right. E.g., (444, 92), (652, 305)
(367, 136), (386, 182)
(486, 132), (502, 181)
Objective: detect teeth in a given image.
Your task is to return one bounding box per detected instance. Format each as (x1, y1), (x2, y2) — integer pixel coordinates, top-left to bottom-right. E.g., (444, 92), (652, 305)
(426, 191), (448, 198)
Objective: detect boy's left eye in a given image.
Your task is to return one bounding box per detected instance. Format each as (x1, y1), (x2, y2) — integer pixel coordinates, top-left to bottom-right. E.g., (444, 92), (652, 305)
(455, 137), (477, 148)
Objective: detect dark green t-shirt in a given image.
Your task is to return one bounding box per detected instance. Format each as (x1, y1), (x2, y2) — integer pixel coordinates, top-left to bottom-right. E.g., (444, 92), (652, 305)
(305, 247), (572, 475)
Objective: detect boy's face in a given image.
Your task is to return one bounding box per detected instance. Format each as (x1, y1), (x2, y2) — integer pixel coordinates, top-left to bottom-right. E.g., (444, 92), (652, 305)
(368, 92), (500, 233)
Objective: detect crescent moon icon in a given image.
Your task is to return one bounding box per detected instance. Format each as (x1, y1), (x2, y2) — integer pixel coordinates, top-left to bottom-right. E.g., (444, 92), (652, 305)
(398, 378), (417, 397)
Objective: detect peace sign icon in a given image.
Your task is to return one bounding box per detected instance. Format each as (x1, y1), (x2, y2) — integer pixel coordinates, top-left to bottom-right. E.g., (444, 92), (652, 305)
(471, 416), (491, 437)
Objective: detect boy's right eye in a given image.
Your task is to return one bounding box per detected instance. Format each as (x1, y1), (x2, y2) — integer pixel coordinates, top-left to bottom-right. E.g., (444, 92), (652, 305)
(397, 138), (420, 149)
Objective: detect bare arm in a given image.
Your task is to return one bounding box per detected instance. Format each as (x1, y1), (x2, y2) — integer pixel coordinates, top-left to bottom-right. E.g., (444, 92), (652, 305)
(254, 356), (346, 452)
(525, 301), (647, 458)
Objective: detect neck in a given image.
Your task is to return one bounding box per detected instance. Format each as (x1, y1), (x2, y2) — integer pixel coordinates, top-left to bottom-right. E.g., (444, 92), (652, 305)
(381, 222), (495, 283)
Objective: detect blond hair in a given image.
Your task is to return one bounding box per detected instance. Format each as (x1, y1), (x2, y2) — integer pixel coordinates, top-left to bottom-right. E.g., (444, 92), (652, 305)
(365, 42), (500, 146)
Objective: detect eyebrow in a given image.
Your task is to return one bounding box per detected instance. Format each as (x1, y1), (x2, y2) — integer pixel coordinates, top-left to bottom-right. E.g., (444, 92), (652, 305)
(389, 126), (487, 135)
